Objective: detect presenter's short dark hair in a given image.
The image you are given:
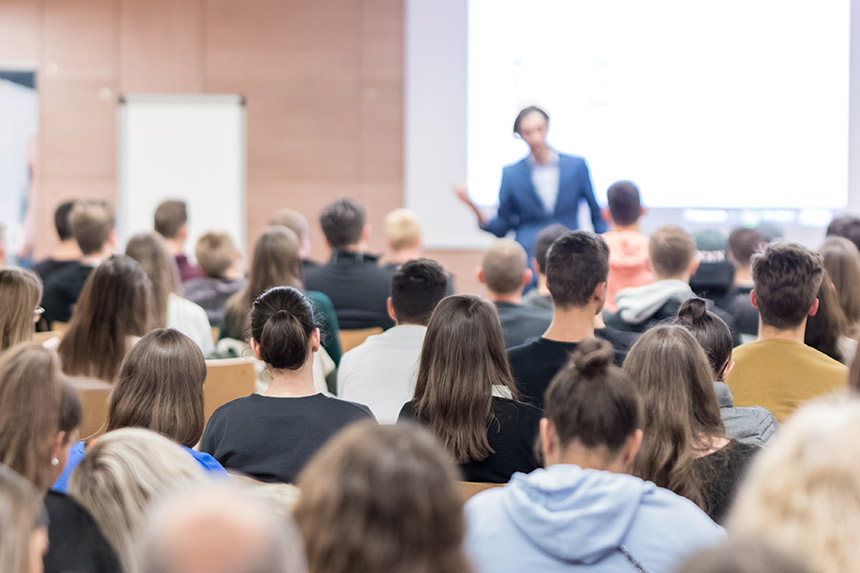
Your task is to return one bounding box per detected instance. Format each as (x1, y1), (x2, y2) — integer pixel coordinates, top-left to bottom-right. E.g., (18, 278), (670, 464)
(546, 231), (609, 309)
(752, 242), (824, 329)
(320, 198), (366, 248)
(391, 259), (448, 325)
(54, 201), (78, 241)
(607, 181), (642, 226)
(513, 106), (549, 135)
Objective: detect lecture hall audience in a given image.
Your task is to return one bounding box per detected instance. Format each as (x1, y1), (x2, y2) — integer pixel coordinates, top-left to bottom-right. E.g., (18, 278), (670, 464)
(154, 199), (204, 282)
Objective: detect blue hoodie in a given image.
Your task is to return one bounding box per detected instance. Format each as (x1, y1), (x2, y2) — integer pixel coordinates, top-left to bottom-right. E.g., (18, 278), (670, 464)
(465, 465), (725, 572)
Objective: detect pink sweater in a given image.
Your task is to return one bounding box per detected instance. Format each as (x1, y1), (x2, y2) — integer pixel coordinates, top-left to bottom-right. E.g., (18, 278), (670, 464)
(603, 230), (653, 313)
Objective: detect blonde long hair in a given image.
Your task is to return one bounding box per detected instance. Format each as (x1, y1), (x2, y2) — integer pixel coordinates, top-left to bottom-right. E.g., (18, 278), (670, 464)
(0, 464), (44, 573)
(125, 232), (182, 328)
(0, 268), (42, 351)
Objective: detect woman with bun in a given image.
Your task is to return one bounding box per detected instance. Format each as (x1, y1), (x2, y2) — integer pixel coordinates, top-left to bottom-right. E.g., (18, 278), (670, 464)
(465, 339), (724, 572)
(201, 286), (374, 483)
(673, 297), (778, 446)
(624, 325), (761, 523)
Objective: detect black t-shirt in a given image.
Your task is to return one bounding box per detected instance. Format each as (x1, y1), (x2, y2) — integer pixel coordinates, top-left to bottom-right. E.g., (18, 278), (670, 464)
(693, 439), (760, 524)
(41, 262), (94, 325)
(398, 397), (541, 483)
(595, 325), (639, 352)
(201, 393), (376, 483)
(723, 286), (758, 336)
(43, 490), (120, 573)
(33, 259), (78, 284)
(508, 337), (627, 409)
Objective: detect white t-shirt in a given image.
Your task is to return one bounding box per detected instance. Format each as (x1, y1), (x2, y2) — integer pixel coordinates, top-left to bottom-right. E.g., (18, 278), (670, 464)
(167, 293), (215, 356)
(337, 324), (426, 424)
(0, 80), (38, 255)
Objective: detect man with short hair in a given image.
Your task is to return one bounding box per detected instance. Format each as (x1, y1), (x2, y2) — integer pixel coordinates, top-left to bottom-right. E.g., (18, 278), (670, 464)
(383, 208), (423, 266)
(826, 215), (860, 253)
(268, 208), (317, 270)
(33, 200), (81, 283)
(480, 239), (552, 348)
(42, 200), (115, 325)
(508, 231), (625, 408)
(154, 199), (203, 281)
(601, 181), (652, 312)
(183, 232), (246, 326)
(337, 259), (448, 423)
(723, 227), (764, 338)
(304, 198), (396, 330)
(728, 242), (847, 421)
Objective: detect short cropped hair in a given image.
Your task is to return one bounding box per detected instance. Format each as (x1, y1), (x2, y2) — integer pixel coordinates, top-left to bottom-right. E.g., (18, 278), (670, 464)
(391, 259), (448, 325)
(752, 242), (824, 329)
(54, 201), (78, 241)
(384, 209), (421, 251)
(320, 198), (365, 249)
(269, 209), (309, 241)
(481, 239), (527, 294)
(154, 200), (188, 239)
(649, 226), (695, 278)
(545, 231), (609, 309)
(195, 232), (235, 279)
(513, 106), (549, 135)
(728, 227), (764, 267)
(70, 200), (114, 255)
(606, 181), (642, 226)
(826, 216), (860, 253)
(533, 224), (568, 274)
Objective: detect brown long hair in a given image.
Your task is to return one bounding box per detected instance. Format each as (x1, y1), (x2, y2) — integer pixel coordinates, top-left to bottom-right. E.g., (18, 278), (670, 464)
(0, 268), (42, 351)
(125, 232), (181, 328)
(623, 325), (725, 509)
(223, 226), (303, 340)
(107, 329), (206, 447)
(58, 255), (153, 382)
(294, 422), (470, 573)
(820, 236), (860, 335)
(413, 295), (519, 463)
(804, 273), (848, 362)
(0, 343), (63, 492)
(0, 464), (44, 573)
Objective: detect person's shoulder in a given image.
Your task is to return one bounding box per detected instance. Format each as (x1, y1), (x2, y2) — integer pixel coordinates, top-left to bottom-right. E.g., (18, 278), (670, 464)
(397, 400), (418, 421)
(558, 152), (586, 164)
(318, 394), (376, 419)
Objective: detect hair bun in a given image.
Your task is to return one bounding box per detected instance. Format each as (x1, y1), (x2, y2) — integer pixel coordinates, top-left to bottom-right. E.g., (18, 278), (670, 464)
(571, 338), (614, 377)
(677, 297), (708, 323)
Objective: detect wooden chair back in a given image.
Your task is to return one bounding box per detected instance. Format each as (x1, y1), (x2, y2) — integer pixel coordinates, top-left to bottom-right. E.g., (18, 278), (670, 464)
(339, 327), (383, 353)
(204, 358), (256, 423)
(456, 481), (503, 502)
(66, 377), (113, 441)
(33, 331), (63, 345)
(51, 321), (71, 334)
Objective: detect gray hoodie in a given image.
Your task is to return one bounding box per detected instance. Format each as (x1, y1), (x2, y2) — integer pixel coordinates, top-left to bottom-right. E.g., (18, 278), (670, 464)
(715, 382), (779, 447)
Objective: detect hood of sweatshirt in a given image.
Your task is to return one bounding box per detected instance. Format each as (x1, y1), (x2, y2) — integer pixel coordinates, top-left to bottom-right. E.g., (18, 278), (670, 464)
(500, 465), (654, 564)
(614, 280), (693, 324)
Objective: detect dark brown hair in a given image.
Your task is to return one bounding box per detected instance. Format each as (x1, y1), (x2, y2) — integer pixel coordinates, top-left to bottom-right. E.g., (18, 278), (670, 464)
(513, 106), (548, 135)
(125, 232), (182, 328)
(728, 227), (764, 267)
(250, 287), (316, 371)
(544, 338), (641, 455)
(294, 422), (470, 573)
(819, 236), (860, 334)
(649, 225), (695, 278)
(545, 231), (609, 309)
(752, 242), (824, 330)
(319, 198), (365, 249)
(59, 255), (154, 382)
(826, 215), (860, 253)
(107, 329), (206, 447)
(413, 295), (519, 463)
(672, 297), (733, 380)
(58, 379), (83, 438)
(623, 325), (725, 510)
(804, 274), (847, 362)
(70, 200), (114, 255)
(606, 180), (642, 227)
(153, 200), (188, 239)
(223, 227), (303, 341)
(54, 200), (78, 241)
(391, 259), (448, 325)
(0, 343), (63, 492)
(533, 224), (568, 274)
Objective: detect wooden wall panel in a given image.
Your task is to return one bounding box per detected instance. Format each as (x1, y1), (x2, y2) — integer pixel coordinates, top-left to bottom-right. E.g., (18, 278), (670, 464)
(360, 82), (402, 182)
(361, 0), (404, 81)
(42, 0), (118, 79)
(119, 0), (204, 93)
(0, 0), (41, 60)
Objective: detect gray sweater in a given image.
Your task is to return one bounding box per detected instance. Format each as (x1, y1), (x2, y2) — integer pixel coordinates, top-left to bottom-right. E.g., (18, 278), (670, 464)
(715, 382), (779, 447)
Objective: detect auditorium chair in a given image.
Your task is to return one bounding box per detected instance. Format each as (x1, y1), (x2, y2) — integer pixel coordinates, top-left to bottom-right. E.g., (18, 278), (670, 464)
(456, 481), (503, 502)
(339, 327), (383, 353)
(203, 358), (256, 423)
(67, 377), (113, 440)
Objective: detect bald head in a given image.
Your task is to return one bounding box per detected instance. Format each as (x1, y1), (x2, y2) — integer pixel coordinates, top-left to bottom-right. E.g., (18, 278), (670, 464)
(481, 239), (530, 295)
(138, 485), (307, 573)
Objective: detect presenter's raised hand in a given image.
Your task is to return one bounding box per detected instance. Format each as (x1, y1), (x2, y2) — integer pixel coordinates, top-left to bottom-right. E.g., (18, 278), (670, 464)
(453, 183), (487, 225)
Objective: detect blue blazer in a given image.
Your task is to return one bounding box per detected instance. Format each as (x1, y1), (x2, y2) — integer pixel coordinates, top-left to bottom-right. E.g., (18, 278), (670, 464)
(481, 153), (606, 259)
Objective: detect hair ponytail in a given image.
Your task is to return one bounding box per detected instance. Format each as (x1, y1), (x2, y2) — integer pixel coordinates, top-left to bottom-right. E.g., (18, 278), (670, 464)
(677, 297), (708, 324)
(672, 297), (732, 379)
(251, 287), (315, 370)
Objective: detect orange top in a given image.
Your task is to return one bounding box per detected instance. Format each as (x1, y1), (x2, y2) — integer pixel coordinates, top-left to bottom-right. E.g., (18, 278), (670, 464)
(603, 230), (652, 313)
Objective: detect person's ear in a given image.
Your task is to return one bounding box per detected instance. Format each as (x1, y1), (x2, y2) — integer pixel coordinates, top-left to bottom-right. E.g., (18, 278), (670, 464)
(52, 431), (66, 456)
(750, 290), (758, 309)
(250, 338), (263, 361)
(477, 268), (486, 285)
(539, 418), (557, 463)
(640, 206), (647, 218)
(108, 230), (117, 251)
(601, 207), (613, 223)
(361, 224), (371, 243)
(592, 281), (607, 309)
(386, 297), (397, 322)
(721, 359), (735, 381)
(619, 429), (644, 471)
(522, 268), (533, 287)
(809, 298), (820, 317)
(688, 258), (700, 277)
(179, 223), (189, 240)
(310, 327), (321, 353)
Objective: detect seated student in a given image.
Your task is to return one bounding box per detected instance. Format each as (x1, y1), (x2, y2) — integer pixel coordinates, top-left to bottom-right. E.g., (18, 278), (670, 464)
(154, 199), (203, 281)
(295, 423), (470, 573)
(269, 207), (318, 271)
(42, 199), (115, 326)
(672, 298), (778, 447)
(125, 233), (214, 355)
(303, 198), (396, 330)
(0, 465), (48, 573)
(382, 208), (423, 268)
(624, 325), (760, 523)
(601, 180), (652, 312)
(54, 328), (226, 492)
(689, 229), (735, 304)
(33, 200), (81, 283)
(804, 274), (852, 364)
(728, 242), (847, 421)
(509, 231), (626, 409)
(58, 255), (153, 382)
(69, 428), (208, 571)
(479, 239), (552, 348)
(183, 232), (246, 327)
(728, 396), (860, 573)
(826, 214), (860, 253)
(465, 339), (724, 573)
(138, 483), (307, 573)
(819, 236), (860, 344)
(338, 259), (448, 424)
(0, 267), (42, 351)
(608, 225), (741, 345)
(203, 286), (374, 483)
(522, 223), (568, 311)
(723, 227), (764, 340)
(398, 295), (541, 483)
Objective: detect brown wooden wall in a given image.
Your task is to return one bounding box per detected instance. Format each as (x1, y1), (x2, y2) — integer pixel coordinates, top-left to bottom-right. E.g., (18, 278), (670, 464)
(0, 0), (483, 294)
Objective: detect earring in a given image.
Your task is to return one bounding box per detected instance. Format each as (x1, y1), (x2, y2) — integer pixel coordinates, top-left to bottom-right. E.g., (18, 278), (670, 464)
(51, 457), (59, 466)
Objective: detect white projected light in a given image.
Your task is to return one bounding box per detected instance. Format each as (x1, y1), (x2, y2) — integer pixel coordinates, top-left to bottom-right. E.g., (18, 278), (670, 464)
(467, 0), (850, 209)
